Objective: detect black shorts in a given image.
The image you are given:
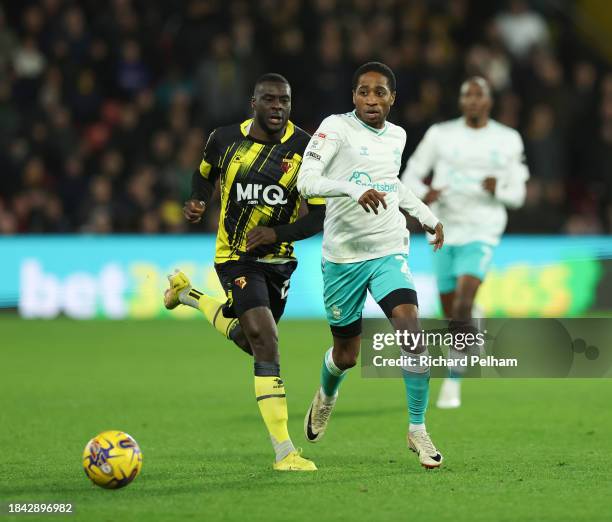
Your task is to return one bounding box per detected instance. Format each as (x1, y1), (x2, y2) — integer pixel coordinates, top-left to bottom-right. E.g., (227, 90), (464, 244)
(215, 260), (297, 322)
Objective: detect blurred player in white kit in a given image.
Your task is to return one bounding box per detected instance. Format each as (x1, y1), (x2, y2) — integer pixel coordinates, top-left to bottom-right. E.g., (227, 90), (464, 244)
(401, 77), (529, 408)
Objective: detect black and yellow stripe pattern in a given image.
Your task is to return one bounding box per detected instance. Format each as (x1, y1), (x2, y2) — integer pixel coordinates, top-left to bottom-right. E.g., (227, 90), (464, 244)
(199, 119), (324, 264)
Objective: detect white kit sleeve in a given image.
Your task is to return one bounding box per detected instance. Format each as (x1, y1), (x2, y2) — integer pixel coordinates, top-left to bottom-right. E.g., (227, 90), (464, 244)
(495, 134), (529, 209)
(400, 125), (439, 200)
(398, 182), (440, 230)
(297, 116), (368, 202)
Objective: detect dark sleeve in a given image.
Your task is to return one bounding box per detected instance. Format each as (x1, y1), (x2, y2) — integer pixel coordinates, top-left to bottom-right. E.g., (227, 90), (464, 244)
(273, 201), (325, 243)
(190, 129), (221, 204)
(190, 169), (215, 203)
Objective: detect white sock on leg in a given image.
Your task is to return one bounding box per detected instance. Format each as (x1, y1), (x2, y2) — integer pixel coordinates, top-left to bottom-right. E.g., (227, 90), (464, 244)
(409, 423), (426, 433)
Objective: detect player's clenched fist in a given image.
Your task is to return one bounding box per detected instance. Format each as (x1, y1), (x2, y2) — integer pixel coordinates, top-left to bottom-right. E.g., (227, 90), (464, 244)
(183, 199), (205, 223)
(358, 189), (387, 215)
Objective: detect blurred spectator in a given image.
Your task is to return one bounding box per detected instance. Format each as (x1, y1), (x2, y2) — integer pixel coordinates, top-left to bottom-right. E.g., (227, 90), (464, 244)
(12, 36), (46, 107)
(195, 34), (247, 128)
(0, 79), (20, 145)
(117, 40), (150, 97)
(59, 155), (88, 226)
(13, 36), (46, 78)
(63, 6), (90, 65)
(0, 7), (17, 73)
(494, 0), (549, 60)
(465, 44), (511, 92)
(525, 104), (565, 181)
(530, 51), (572, 132)
(494, 91), (521, 128)
(507, 179), (565, 233)
(312, 26), (351, 117)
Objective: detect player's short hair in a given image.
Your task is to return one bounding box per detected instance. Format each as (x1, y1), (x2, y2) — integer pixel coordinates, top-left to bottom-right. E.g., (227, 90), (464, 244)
(352, 62), (396, 92)
(253, 73), (290, 94)
(460, 76), (492, 98)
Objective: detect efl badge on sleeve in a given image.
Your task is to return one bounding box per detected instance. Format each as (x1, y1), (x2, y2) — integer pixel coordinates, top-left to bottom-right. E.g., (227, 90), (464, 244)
(310, 133), (327, 150)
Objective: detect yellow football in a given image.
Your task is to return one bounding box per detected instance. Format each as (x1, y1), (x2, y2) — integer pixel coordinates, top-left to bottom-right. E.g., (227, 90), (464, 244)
(82, 430), (143, 489)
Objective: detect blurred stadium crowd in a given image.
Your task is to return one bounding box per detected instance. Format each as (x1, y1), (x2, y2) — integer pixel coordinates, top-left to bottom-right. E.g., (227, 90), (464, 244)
(0, 0), (610, 235)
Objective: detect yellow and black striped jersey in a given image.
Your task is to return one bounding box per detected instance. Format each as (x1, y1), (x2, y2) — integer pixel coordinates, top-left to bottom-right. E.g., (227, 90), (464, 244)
(198, 119), (325, 264)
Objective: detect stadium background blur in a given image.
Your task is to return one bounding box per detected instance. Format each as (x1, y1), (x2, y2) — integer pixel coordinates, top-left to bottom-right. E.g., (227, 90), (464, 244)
(1, 0), (611, 237)
(2, 4), (612, 520)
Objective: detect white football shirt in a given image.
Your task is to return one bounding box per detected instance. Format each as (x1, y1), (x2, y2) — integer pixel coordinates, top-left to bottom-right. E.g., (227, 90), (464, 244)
(401, 118), (529, 246)
(297, 112), (439, 263)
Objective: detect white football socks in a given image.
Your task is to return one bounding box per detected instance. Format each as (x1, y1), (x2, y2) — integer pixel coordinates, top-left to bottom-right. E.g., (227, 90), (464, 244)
(409, 423), (426, 433)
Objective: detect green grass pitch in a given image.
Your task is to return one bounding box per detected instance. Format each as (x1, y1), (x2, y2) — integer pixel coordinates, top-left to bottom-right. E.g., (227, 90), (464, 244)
(1, 316), (611, 522)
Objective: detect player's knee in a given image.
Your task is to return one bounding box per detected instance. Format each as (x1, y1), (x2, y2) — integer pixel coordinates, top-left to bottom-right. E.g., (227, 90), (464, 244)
(333, 349), (359, 370)
(244, 322), (277, 351)
(390, 303), (418, 320)
(228, 325), (253, 356)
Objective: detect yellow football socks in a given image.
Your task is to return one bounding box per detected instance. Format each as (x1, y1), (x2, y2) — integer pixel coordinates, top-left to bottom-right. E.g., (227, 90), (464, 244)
(254, 375), (295, 461)
(187, 289), (237, 339)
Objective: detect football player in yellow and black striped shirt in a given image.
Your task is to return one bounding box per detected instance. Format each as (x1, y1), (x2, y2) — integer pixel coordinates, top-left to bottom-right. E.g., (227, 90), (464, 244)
(164, 74), (323, 471)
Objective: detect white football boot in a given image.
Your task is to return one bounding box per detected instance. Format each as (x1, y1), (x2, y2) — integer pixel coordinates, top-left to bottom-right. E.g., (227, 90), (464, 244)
(304, 388), (337, 443)
(407, 430), (443, 469)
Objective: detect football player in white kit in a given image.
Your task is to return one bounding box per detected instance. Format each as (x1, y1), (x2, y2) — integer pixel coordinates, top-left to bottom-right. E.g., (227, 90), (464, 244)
(401, 77), (529, 408)
(297, 62), (445, 468)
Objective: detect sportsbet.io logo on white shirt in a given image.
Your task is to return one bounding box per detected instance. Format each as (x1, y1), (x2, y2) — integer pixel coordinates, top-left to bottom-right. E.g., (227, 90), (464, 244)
(348, 171), (398, 193)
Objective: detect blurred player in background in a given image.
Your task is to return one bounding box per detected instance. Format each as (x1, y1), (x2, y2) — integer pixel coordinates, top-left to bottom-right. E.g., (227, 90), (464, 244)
(164, 73), (325, 471)
(401, 77), (529, 408)
(297, 62), (445, 469)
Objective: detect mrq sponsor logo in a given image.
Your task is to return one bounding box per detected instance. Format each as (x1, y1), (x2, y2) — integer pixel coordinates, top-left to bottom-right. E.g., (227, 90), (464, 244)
(19, 259), (128, 319)
(236, 183), (287, 205)
(348, 171), (398, 192)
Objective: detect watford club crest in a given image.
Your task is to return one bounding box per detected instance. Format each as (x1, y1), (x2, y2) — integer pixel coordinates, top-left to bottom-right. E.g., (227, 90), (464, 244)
(234, 276), (248, 289)
(281, 158), (293, 173)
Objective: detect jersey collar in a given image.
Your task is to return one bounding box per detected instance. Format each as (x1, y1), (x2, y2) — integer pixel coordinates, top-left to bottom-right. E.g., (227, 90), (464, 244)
(351, 110), (388, 136)
(240, 119), (295, 143)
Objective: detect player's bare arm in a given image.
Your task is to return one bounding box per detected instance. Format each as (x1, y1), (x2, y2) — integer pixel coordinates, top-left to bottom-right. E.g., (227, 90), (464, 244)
(246, 200), (325, 251)
(246, 226), (277, 250)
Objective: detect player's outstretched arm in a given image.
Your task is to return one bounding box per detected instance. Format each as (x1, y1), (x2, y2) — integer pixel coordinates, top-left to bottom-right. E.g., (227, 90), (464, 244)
(246, 201), (325, 251)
